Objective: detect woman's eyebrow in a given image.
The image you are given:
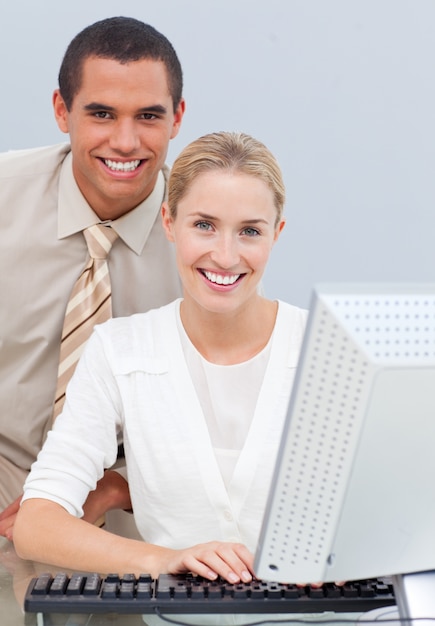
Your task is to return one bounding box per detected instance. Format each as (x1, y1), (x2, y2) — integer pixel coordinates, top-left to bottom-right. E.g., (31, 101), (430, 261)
(190, 212), (270, 225)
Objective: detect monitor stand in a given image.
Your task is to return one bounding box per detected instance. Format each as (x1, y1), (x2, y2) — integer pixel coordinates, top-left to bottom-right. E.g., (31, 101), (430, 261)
(359, 571), (435, 626)
(392, 570), (435, 626)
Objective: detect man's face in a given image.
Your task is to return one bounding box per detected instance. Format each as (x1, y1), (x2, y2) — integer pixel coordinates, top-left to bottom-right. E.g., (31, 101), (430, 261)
(53, 56), (185, 220)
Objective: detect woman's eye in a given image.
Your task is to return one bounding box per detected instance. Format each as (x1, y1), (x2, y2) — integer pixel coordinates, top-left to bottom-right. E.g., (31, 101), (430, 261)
(243, 227), (260, 236)
(195, 221), (212, 231)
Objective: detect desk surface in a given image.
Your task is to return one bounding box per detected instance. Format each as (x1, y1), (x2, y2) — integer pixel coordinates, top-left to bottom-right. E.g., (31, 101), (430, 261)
(1, 537), (396, 626)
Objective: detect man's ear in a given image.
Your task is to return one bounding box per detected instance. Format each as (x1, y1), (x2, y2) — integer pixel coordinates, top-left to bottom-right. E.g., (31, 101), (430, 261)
(52, 89), (69, 134)
(161, 202), (175, 242)
(170, 98), (186, 140)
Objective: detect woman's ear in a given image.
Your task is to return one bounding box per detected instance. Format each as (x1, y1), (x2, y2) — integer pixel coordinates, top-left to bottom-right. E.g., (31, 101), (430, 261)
(161, 202), (175, 242)
(273, 218), (286, 243)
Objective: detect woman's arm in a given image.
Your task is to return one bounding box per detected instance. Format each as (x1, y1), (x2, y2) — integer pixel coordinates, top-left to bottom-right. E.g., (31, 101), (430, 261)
(14, 325), (253, 582)
(14, 498), (254, 583)
(0, 471), (132, 541)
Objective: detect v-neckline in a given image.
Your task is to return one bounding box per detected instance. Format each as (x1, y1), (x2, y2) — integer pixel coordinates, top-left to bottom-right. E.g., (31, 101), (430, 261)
(166, 300), (292, 517)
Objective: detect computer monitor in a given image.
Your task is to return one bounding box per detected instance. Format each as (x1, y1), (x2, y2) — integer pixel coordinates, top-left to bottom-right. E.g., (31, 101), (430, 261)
(254, 283), (435, 619)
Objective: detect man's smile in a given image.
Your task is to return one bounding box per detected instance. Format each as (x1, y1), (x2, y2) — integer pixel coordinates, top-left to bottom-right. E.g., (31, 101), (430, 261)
(103, 158), (142, 172)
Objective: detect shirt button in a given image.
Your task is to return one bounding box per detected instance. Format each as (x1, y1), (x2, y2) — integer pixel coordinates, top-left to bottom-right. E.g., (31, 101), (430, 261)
(223, 510), (233, 522)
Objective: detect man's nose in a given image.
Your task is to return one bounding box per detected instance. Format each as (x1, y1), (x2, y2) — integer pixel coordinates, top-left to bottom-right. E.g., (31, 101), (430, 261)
(109, 120), (141, 154)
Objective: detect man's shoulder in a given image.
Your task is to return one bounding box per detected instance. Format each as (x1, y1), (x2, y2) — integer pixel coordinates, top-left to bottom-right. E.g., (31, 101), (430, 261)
(0, 143), (71, 178)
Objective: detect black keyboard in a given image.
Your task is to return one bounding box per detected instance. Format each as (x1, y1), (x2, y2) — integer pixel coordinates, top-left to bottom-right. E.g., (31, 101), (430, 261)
(24, 572), (396, 615)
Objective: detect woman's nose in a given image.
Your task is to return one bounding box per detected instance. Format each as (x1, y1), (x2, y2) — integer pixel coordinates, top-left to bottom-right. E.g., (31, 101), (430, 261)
(210, 235), (240, 269)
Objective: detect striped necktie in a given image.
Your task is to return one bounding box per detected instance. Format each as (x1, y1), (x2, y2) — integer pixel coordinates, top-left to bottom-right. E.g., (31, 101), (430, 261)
(53, 224), (119, 420)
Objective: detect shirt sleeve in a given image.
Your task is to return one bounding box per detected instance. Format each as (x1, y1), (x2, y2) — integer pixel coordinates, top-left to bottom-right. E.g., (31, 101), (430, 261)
(22, 326), (122, 518)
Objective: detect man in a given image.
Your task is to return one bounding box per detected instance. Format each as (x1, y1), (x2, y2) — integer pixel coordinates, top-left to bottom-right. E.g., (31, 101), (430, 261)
(0, 16), (185, 539)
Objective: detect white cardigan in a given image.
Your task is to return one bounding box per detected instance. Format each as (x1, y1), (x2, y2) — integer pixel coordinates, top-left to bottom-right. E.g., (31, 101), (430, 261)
(23, 299), (307, 553)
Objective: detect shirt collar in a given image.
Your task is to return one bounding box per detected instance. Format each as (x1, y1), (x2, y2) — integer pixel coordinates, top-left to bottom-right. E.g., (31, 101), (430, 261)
(57, 151), (167, 255)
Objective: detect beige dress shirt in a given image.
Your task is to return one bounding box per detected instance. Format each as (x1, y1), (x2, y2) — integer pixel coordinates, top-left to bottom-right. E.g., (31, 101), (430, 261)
(0, 143), (182, 472)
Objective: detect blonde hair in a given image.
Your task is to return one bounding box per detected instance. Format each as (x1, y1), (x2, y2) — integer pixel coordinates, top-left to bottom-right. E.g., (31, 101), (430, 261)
(168, 131), (285, 224)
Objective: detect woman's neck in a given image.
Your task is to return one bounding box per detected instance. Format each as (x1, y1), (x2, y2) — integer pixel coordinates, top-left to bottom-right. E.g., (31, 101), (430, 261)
(180, 295), (278, 365)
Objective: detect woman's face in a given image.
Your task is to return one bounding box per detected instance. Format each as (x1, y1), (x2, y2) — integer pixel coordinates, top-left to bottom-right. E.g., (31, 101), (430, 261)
(162, 170), (285, 316)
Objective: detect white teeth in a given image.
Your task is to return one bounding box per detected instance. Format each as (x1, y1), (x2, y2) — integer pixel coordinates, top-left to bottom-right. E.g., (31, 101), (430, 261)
(203, 271), (240, 285)
(104, 159), (141, 172)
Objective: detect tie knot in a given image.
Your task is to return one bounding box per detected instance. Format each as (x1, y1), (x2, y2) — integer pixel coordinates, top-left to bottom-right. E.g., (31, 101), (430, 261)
(83, 224), (119, 259)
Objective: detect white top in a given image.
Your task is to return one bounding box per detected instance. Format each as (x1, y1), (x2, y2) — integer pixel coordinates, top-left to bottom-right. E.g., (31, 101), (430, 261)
(178, 314), (271, 488)
(23, 299), (308, 553)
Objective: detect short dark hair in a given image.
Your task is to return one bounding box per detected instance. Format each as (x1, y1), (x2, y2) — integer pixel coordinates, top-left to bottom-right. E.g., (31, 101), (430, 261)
(58, 16), (183, 112)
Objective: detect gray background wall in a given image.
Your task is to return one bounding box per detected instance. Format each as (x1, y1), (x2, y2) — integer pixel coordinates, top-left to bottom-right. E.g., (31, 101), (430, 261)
(1, 0), (433, 308)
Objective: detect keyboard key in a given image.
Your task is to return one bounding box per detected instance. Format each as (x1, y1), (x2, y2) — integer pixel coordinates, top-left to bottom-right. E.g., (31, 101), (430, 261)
(308, 586), (325, 599)
(101, 582), (118, 598)
(32, 573), (52, 595)
(83, 573), (101, 595)
(66, 574), (85, 595)
(119, 581), (135, 599)
(49, 573), (68, 595)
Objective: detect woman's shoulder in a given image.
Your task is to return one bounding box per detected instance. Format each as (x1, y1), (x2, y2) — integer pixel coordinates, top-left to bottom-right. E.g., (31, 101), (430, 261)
(102, 299), (179, 328)
(88, 300), (181, 373)
(276, 299), (309, 324)
(94, 299), (181, 348)
(274, 300), (309, 364)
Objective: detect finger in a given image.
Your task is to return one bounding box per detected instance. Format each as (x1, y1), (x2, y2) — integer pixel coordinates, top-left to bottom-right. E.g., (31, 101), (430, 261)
(203, 544), (253, 583)
(172, 552), (219, 581)
(5, 525), (14, 541)
(0, 515), (16, 541)
(232, 543), (255, 577)
(177, 548), (243, 584)
(0, 496), (21, 521)
(0, 517), (12, 537)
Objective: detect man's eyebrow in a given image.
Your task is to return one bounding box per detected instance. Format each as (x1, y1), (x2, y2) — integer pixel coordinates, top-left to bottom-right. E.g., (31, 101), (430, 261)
(83, 102), (168, 115)
(138, 104), (168, 115)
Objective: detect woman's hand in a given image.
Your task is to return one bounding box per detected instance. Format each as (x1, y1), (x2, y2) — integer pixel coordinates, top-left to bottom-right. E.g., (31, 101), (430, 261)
(15, 498), (253, 586)
(164, 541), (254, 584)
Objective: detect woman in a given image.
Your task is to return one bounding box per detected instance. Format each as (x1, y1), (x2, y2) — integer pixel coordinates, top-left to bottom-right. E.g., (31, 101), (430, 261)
(14, 131), (307, 584)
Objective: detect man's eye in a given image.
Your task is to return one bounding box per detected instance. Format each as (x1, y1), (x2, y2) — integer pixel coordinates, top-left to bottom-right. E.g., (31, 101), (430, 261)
(139, 113), (157, 120)
(94, 111), (111, 119)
